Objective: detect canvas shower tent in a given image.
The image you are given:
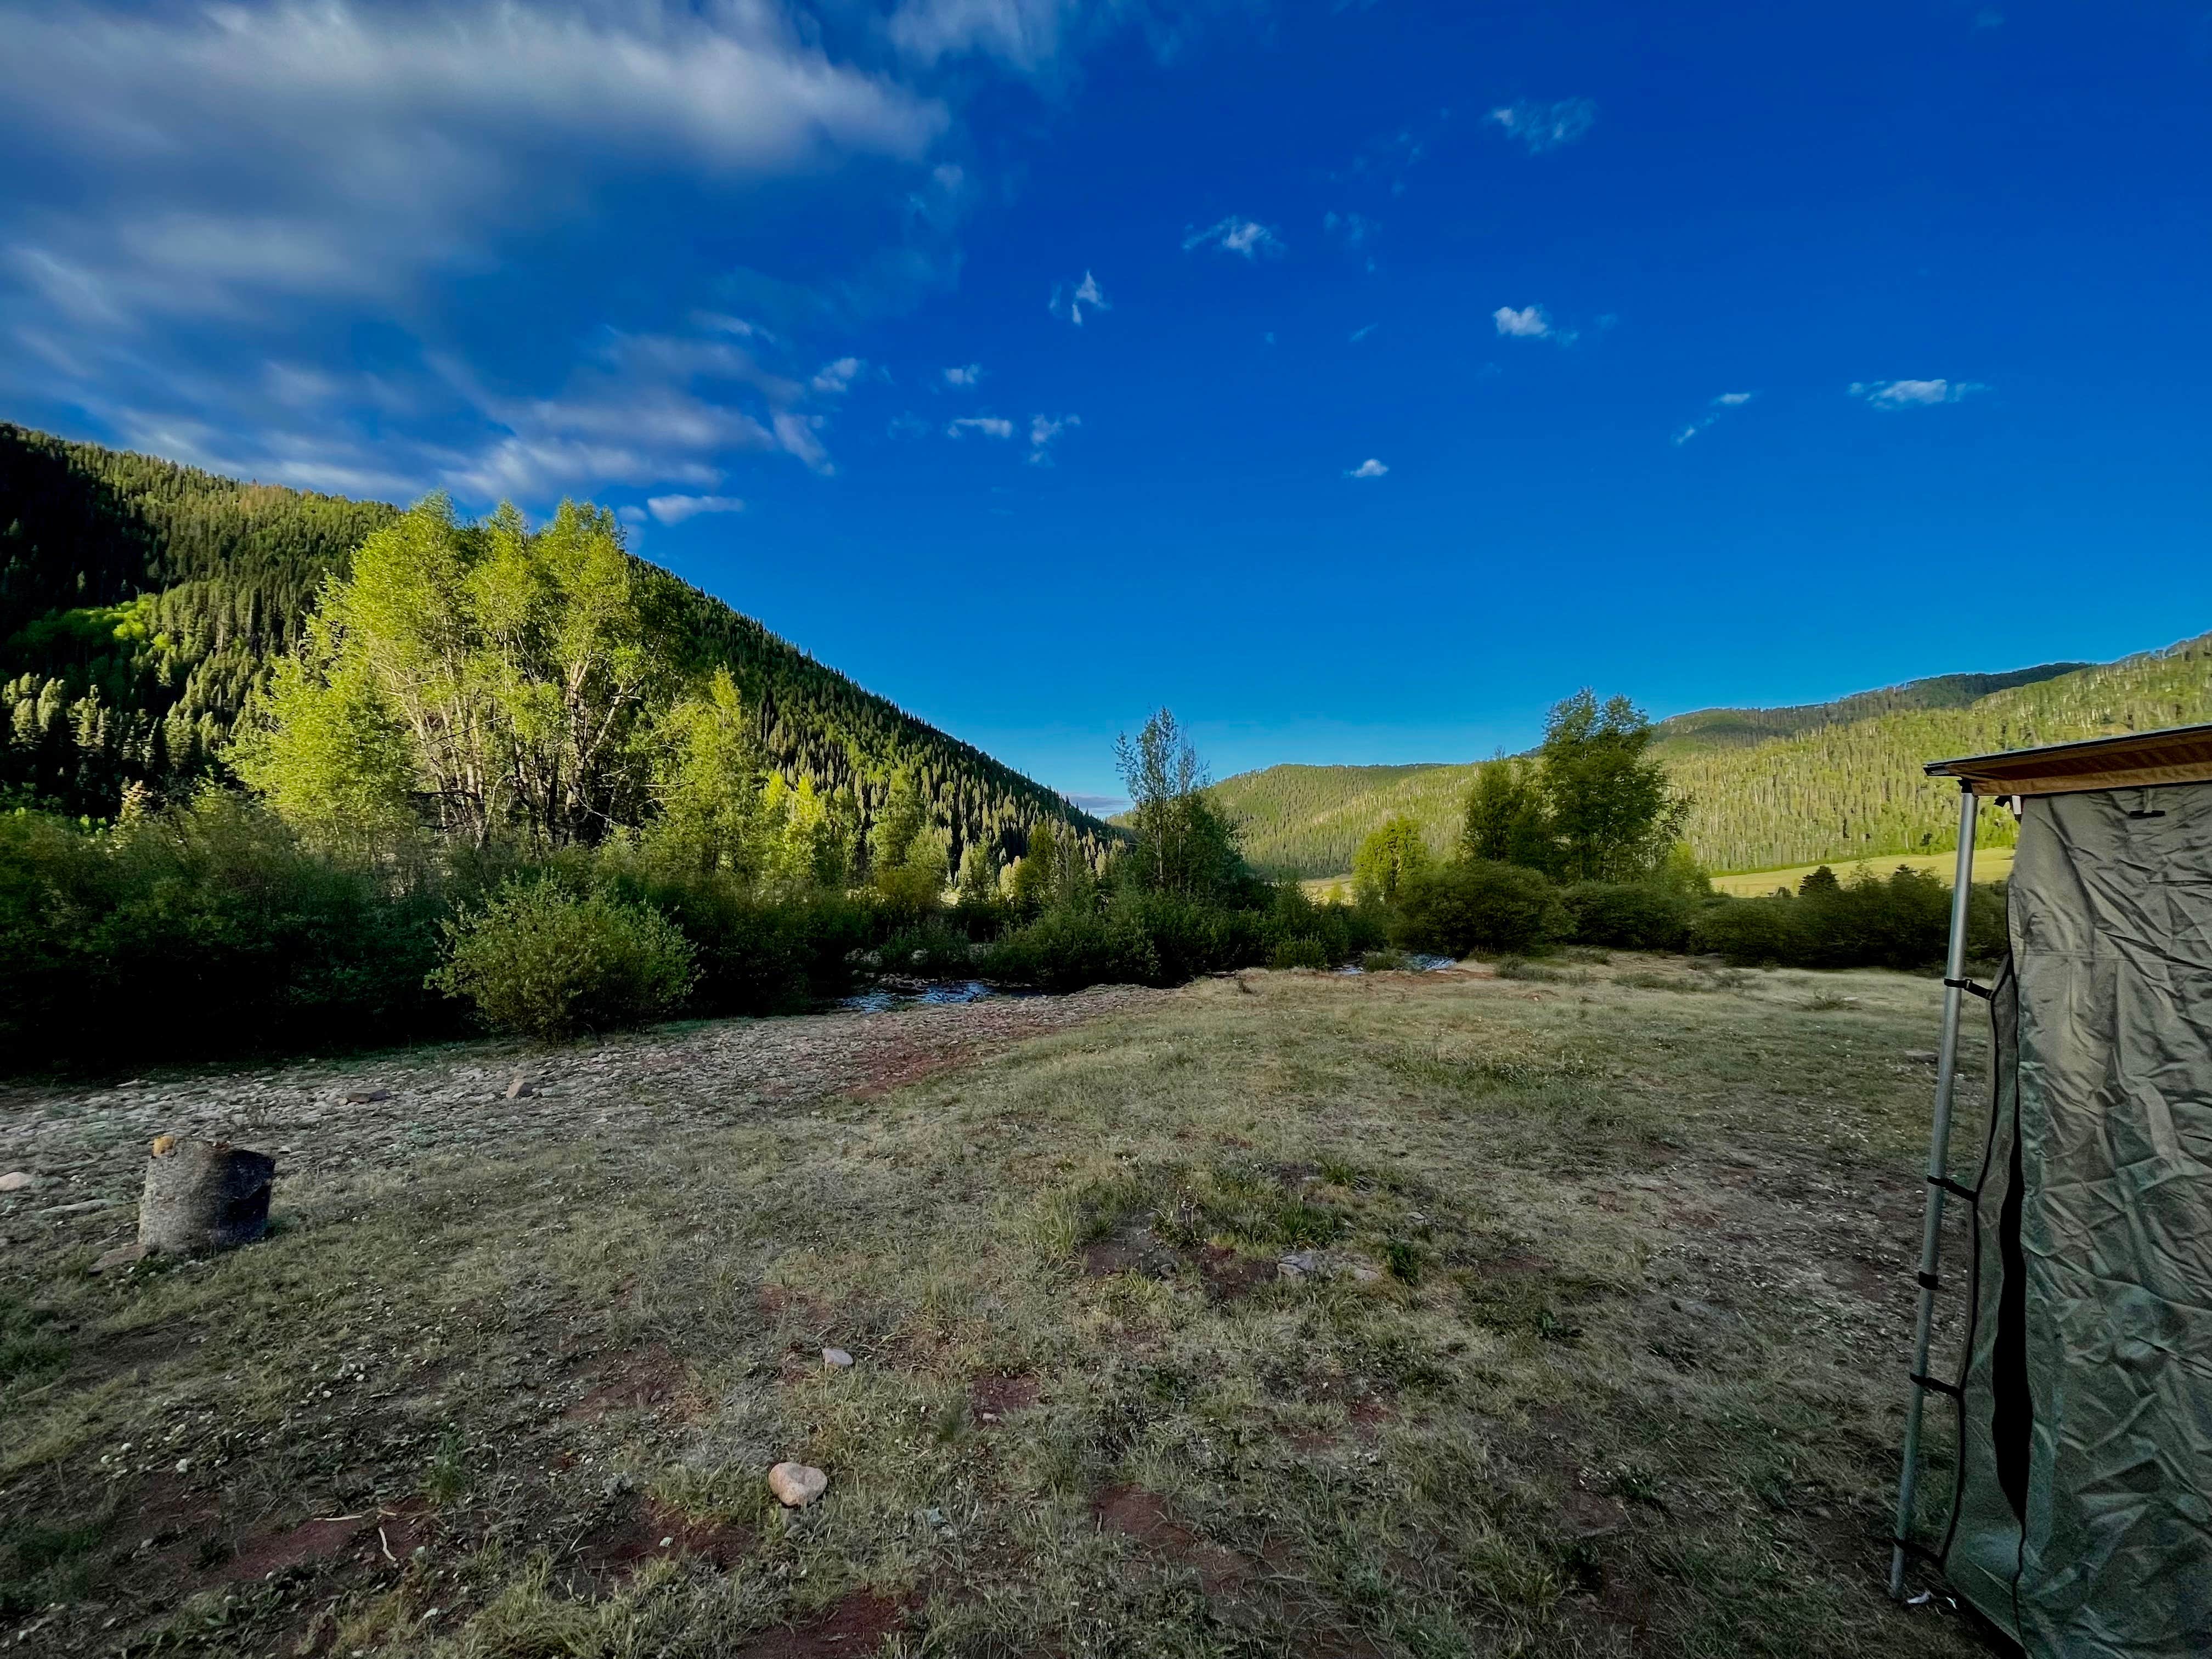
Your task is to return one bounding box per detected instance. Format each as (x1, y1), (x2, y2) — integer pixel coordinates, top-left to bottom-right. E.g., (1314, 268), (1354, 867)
(1891, 724), (2212, 1656)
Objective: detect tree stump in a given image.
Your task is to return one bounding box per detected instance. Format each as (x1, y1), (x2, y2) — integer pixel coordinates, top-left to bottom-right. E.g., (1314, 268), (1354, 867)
(138, 1138), (275, 1255)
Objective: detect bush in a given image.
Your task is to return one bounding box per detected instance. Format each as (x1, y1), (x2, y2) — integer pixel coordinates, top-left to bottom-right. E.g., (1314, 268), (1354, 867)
(0, 797), (454, 1071)
(1391, 860), (1568, 956)
(1268, 936), (1330, 970)
(1685, 895), (1799, 966)
(1560, 881), (1691, 951)
(879, 917), (981, 979)
(1686, 867), (1997, 970)
(1361, 949), (1412, 972)
(430, 880), (697, 1040)
(980, 909), (1162, 992)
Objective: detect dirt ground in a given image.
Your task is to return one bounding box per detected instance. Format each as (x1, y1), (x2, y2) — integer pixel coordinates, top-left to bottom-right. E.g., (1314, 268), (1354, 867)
(0, 959), (2001, 1658)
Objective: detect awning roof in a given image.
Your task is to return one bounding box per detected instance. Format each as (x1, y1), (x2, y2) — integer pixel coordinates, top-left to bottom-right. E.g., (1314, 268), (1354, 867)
(1925, 723), (2212, 797)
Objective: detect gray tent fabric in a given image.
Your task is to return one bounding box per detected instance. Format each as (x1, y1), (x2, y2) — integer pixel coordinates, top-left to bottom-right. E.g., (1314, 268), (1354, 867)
(1939, 785), (2212, 1655)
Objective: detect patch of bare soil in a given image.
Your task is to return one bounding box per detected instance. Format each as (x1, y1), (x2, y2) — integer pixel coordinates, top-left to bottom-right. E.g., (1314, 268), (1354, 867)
(969, 1372), (1041, 1425)
(575, 1495), (755, 1578)
(1197, 1243), (1273, 1301)
(1092, 1486), (1250, 1594)
(563, 1343), (696, 1422)
(735, 1590), (912, 1657)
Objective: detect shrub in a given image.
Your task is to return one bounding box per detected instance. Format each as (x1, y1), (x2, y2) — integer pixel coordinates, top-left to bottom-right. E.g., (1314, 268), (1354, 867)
(879, 917), (980, 979)
(1685, 895), (1799, 966)
(1268, 936), (1330, 970)
(1560, 881), (1691, 951)
(1391, 860), (1568, 956)
(1, 796), (454, 1071)
(980, 909), (1162, 992)
(1361, 949), (1412, 973)
(429, 880), (697, 1040)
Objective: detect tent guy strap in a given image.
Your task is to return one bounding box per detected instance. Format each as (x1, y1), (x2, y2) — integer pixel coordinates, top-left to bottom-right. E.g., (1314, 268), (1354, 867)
(1924, 721), (2212, 797)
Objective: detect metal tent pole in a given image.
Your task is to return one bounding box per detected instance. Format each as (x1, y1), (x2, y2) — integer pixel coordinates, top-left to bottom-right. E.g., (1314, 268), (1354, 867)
(1889, 784), (1982, 1599)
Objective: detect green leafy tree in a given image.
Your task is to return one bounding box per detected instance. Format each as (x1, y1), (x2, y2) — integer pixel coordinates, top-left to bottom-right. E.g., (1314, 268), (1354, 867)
(1536, 691), (1689, 882)
(1460, 757), (1556, 871)
(870, 769), (948, 911)
(229, 610), (417, 857)
(1352, 814), (1431, 904)
(1115, 708), (1245, 899)
(957, 839), (998, 907)
(647, 668), (765, 877)
(237, 495), (682, 850)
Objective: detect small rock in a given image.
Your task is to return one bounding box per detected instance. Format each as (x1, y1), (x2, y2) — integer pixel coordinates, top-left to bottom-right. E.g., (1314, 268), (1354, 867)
(1904, 1050), (1939, 1065)
(506, 1074), (535, 1099)
(822, 1347), (854, 1369)
(1279, 1250), (1318, 1282)
(151, 1135), (178, 1157)
(344, 1090), (392, 1105)
(768, 1462), (828, 1508)
(93, 1243), (149, 1274)
(0, 1171), (35, 1193)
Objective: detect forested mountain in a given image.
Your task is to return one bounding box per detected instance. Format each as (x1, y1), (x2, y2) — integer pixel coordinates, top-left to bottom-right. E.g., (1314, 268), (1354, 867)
(1212, 634), (2212, 877)
(1647, 662), (2090, 754)
(1668, 633), (2212, 870)
(1207, 763), (1475, 876)
(0, 424), (1109, 866)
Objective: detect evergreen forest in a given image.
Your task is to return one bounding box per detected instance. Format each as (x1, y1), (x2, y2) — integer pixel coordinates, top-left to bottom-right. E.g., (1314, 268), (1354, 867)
(1212, 634), (2212, 877)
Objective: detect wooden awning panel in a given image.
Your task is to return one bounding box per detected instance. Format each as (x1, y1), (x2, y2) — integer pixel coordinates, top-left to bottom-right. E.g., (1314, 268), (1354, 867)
(1924, 724), (2212, 797)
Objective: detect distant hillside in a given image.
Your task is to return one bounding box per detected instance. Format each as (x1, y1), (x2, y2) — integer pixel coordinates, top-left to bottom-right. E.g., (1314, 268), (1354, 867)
(1212, 636), (2212, 877)
(1670, 633), (2212, 871)
(1649, 662), (2091, 755)
(1207, 763), (1475, 876)
(0, 423), (1108, 866)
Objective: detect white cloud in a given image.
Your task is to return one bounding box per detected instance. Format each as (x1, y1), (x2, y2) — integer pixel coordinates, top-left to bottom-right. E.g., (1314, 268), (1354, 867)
(1028, 411), (1079, 463)
(1492, 305), (1553, 339)
(1488, 98), (1597, 154)
(1345, 458), (1388, 478)
(1182, 217), (1284, 259)
(810, 357), (864, 396)
(618, 505), (650, 526)
(1673, 390), (1758, 445)
(646, 493), (744, 525)
(0, 2), (947, 319)
(942, 363), (984, 386)
(1348, 322), (1378, 345)
(1050, 269), (1109, 325)
(887, 0), (1079, 72)
(1851, 378), (1985, 408)
(947, 415), (1015, 439)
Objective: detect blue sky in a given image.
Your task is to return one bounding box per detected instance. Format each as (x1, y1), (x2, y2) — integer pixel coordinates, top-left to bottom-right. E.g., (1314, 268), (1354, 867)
(2, 1), (2207, 810)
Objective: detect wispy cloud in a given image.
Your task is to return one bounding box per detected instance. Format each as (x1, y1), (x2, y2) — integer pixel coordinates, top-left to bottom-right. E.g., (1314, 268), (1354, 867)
(1492, 305), (1553, 339)
(1487, 98), (1597, 154)
(1182, 217), (1284, 259)
(647, 493), (744, 524)
(942, 363), (983, 387)
(1850, 378), (1985, 408)
(1323, 210), (1380, 273)
(1348, 323), (1378, 345)
(1336, 118), (1444, 197)
(1345, 458), (1388, 479)
(1028, 412), (1079, 464)
(1674, 391), (1757, 445)
(1049, 269), (1109, 325)
(947, 415), (1015, 439)
(810, 357), (864, 395)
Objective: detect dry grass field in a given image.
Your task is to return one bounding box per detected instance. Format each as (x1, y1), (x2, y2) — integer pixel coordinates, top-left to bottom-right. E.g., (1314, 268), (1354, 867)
(1, 961), (2002, 1658)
